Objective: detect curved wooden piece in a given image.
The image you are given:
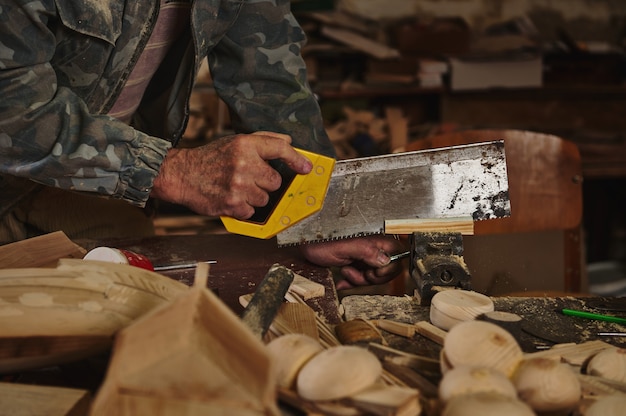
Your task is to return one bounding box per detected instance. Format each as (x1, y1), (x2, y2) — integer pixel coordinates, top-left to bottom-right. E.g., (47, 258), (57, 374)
(0, 261), (189, 374)
(405, 129), (583, 235)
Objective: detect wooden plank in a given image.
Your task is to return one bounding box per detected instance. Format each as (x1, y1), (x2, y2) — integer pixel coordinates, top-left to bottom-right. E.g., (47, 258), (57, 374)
(320, 26), (401, 60)
(0, 382), (91, 416)
(384, 217), (474, 235)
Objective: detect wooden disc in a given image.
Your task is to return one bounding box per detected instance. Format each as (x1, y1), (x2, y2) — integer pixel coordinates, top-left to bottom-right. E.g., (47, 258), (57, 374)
(266, 334), (323, 388)
(430, 289), (494, 330)
(296, 346), (382, 401)
(439, 365), (517, 403)
(443, 320), (523, 377)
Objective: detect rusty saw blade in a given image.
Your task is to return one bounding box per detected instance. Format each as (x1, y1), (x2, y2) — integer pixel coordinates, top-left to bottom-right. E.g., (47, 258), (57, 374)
(277, 141), (510, 246)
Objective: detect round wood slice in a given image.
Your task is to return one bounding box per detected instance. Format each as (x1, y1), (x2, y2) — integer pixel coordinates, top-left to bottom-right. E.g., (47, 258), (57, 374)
(266, 334), (323, 388)
(443, 320), (523, 377)
(439, 365), (517, 403)
(443, 392), (535, 416)
(430, 289), (494, 330)
(296, 345), (382, 401)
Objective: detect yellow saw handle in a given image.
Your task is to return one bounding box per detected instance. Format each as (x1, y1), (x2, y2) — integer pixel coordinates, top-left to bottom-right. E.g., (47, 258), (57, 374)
(220, 149), (335, 239)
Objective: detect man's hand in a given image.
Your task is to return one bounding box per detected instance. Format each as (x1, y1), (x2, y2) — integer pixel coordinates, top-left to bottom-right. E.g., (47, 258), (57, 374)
(152, 132), (312, 218)
(299, 235), (408, 290)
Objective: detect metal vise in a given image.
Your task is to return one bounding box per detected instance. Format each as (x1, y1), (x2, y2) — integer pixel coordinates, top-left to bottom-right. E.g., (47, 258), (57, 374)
(409, 232), (471, 305)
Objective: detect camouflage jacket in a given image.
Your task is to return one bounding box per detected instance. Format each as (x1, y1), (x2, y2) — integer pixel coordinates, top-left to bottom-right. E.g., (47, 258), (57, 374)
(0, 0), (333, 217)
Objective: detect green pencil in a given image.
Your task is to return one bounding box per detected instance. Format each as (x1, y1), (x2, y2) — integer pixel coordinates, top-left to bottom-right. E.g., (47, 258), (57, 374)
(560, 308), (626, 325)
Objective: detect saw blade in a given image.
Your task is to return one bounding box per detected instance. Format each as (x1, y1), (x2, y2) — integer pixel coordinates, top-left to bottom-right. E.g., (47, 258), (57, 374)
(277, 141), (510, 246)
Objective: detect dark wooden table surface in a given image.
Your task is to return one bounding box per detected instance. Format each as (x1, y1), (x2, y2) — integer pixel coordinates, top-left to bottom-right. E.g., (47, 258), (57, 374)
(342, 294), (626, 358)
(78, 233), (343, 325)
(6, 233), (343, 397)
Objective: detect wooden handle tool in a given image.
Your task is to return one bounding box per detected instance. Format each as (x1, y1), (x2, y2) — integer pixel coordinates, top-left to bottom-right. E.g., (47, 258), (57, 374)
(240, 263), (295, 339)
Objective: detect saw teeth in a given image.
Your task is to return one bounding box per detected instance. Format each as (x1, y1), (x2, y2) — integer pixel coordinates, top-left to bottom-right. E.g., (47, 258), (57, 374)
(276, 232), (382, 247)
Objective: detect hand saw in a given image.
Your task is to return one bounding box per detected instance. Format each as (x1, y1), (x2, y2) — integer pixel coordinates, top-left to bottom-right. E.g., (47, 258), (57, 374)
(221, 141), (510, 244)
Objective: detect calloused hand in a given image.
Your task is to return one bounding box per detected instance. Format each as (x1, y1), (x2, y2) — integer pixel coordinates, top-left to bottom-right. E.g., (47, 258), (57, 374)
(152, 132), (312, 218)
(299, 235), (408, 290)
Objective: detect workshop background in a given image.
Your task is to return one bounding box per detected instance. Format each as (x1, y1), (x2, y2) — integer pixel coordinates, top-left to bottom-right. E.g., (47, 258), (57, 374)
(167, 0), (626, 297)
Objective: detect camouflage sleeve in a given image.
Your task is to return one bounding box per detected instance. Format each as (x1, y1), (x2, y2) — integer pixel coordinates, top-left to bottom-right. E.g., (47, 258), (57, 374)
(208, 0), (336, 158)
(0, 0), (171, 207)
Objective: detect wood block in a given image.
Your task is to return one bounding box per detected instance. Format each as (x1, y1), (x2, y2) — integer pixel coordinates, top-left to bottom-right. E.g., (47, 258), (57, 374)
(384, 217), (474, 235)
(414, 321), (447, 346)
(273, 303), (320, 340)
(289, 274), (325, 300)
(335, 319), (384, 346)
(91, 280), (279, 415)
(375, 319), (416, 338)
(0, 231), (86, 269)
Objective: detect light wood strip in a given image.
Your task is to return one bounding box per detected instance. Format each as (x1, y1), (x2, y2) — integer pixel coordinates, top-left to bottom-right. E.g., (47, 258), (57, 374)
(384, 217), (474, 235)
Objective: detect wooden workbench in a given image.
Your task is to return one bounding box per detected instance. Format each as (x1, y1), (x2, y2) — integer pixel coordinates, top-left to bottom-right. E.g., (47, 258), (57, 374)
(78, 233), (343, 325)
(3, 233), (344, 408)
(5, 232), (626, 414)
(342, 294), (626, 358)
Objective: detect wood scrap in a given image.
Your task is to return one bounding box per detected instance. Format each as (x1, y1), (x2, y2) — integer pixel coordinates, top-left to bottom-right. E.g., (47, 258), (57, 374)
(280, 381), (422, 416)
(381, 361), (439, 400)
(414, 321), (447, 345)
(367, 343), (441, 377)
(341, 383), (422, 416)
(266, 302), (424, 413)
(0, 382), (91, 416)
(524, 340), (615, 366)
(241, 284), (339, 348)
(285, 292), (341, 349)
(375, 319), (416, 338)
(0, 231), (86, 269)
(91, 263), (280, 416)
(272, 302), (320, 341)
(289, 273), (325, 300)
(0, 259), (188, 374)
(578, 373), (626, 397)
(335, 318), (385, 346)
(276, 387), (320, 415)
(384, 217), (474, 235)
